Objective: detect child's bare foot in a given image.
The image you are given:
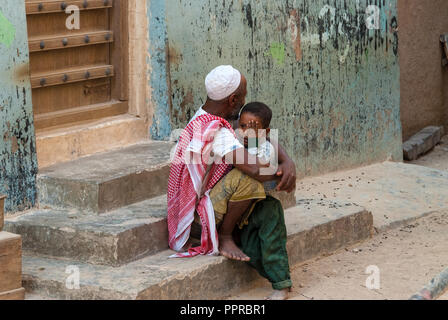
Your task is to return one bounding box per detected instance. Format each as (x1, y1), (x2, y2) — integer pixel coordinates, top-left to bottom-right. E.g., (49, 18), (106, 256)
(264, 288), (290, 300)
(219, 235), (250, 261)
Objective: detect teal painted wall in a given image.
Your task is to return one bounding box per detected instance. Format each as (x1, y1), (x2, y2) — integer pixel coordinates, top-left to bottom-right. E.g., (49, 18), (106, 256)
(0, 1), (37, 212)
(151, 0), (402, 176)
(148, 0), (172, 140)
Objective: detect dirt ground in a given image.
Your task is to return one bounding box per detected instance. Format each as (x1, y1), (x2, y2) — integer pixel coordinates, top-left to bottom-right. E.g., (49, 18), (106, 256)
(229, 136), (448, 300)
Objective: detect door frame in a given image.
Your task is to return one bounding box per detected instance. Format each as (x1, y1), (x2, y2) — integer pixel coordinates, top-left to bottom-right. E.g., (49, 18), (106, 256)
(110, 0), (129, 105)
(127, 0), (151, 124)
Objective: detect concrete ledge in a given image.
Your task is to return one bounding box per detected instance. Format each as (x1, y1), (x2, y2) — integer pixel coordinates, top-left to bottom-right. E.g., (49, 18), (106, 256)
(5, 196), (168, 266)
(285, 199), (373, 266)
(20, 199), (373, 300)
(37, 141), (174, 213)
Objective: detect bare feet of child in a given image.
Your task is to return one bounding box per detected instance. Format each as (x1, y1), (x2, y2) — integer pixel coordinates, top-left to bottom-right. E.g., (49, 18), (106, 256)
(219, 235), (250, 261)
(264, 288), (290, 300)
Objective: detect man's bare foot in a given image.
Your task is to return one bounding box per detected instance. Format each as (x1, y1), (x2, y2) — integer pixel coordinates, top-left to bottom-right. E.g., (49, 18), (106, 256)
(264, 288), (290, 300)
(219, 235), (250, 261)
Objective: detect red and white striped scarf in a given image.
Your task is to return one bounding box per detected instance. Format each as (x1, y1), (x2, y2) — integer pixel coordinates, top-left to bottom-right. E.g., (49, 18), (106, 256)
(167, 113), (234, 257)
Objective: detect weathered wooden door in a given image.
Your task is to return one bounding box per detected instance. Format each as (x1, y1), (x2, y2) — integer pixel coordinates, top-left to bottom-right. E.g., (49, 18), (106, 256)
(25, 0), (128, 131)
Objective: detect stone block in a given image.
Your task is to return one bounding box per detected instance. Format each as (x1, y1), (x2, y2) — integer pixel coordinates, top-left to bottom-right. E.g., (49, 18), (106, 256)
(403, 126), (444, 160)
(0, 232), (22, 293)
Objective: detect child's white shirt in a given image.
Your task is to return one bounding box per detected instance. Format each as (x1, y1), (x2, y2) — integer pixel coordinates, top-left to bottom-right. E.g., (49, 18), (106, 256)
(247, 141), (278, 191)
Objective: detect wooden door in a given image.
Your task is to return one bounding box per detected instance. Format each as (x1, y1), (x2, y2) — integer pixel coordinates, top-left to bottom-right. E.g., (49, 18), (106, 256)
(25, 0), (128, 131)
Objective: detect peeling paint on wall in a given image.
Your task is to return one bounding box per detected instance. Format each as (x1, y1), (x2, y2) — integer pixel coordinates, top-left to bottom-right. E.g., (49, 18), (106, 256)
(0, 2), (37, 212)
(268, 42), (286, 66)
(158, 0), (402, 176)
(147, 0), (172, 140)
(0, 10), (15, 48)
(288, 9), (302, 61)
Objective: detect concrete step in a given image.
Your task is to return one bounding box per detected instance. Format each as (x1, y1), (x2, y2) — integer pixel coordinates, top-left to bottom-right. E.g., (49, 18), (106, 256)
(36, 114), (149, 169)
(20, 199), (373, 300)
(5, 192), (294, 267)
(4, 196), (169, 267)
(37, 141), (174, 213)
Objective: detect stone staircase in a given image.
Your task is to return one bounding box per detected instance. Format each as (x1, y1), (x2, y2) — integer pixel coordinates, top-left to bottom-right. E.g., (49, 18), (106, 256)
(4, 141), (374, 300)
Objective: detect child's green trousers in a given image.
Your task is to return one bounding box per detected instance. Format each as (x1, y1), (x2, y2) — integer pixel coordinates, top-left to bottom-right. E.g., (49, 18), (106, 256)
(239, 196), (293, 290)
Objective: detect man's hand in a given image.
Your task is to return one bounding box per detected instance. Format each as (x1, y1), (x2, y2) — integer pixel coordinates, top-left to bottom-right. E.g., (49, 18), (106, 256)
(276, 159), (296, 193)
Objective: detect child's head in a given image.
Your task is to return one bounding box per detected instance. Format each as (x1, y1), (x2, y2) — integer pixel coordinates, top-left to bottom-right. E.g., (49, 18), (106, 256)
(238, 102), (272, 145)
(239, 102), (272, 129)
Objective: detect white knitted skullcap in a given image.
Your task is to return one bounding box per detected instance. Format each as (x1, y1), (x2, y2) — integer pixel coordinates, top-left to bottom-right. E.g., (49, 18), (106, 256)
(205, 65), (242, 101)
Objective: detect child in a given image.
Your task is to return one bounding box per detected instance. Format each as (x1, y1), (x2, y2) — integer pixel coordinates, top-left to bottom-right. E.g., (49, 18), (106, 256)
(237, 102), (279, 193)
(189, 102), (292, 300)
(234, 102), (292, 300)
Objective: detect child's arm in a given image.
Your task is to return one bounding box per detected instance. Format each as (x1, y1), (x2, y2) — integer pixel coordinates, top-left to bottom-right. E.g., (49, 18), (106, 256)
(224, 149), (280, 183)
(264, 135), (296, 193)
(275, 143), (296, 193)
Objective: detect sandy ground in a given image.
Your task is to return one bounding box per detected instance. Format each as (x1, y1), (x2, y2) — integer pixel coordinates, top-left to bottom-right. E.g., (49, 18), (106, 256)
(229, 136), (448, 300)
(417, 136), (448, 301)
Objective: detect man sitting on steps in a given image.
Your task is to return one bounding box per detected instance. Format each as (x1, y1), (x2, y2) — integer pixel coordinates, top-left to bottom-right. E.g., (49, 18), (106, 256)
(167, 65), (296, 300)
